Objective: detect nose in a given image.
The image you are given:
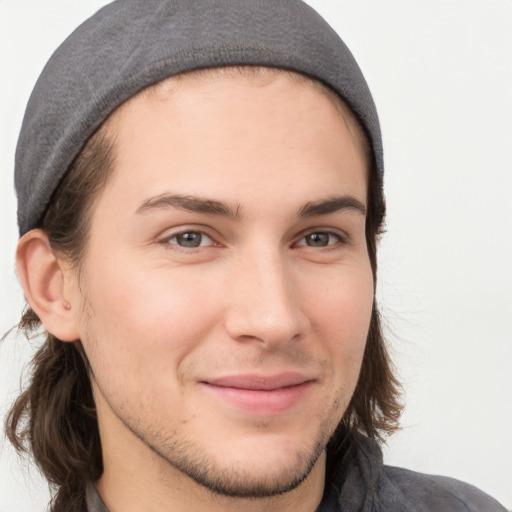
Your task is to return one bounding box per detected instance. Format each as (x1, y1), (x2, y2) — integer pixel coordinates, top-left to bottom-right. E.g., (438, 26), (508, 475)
(223, 247), (309, 349)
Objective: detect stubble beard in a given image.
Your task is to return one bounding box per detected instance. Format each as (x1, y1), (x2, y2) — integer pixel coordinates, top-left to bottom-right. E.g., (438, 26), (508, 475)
(88, 351), (349, 500)
(103, 389), (347, 500)
(154, 430), (327, 498)
(83, 302), (348, 499)
(125, 416), (332, 498)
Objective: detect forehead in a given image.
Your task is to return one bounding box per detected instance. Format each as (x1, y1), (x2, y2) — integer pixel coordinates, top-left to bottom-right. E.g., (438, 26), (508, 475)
(86, 69), (370, 228)
(109, 67), (370, 167)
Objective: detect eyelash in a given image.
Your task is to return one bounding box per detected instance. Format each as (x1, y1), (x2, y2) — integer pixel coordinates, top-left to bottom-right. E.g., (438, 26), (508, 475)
(159, 228), (347, 251)
(294, 230), (346, 249)
(160, 230), (217, 250)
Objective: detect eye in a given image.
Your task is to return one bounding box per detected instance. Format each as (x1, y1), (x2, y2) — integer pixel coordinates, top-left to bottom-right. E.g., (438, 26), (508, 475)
(165, 231), (214, 248)
(296, 231), (343, 248)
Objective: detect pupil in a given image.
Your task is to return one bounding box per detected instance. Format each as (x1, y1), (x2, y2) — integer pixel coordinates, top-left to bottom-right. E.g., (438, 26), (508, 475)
(177, 232), (201, 247)
(307, 233), (329, 247)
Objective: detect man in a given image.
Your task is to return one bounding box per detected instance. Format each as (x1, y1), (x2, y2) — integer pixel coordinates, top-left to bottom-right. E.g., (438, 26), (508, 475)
(2, 1), (508, 511)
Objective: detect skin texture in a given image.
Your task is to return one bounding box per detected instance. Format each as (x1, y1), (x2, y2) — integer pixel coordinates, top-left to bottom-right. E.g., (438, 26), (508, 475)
(18, 72), (373, 512)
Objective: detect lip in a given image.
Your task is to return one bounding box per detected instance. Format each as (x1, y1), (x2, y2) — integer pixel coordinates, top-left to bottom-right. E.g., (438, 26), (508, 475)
(200, 372), (315, 416)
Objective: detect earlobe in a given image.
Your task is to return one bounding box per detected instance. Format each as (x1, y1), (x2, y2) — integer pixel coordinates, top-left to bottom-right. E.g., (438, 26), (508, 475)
(16, 229), (80, 342)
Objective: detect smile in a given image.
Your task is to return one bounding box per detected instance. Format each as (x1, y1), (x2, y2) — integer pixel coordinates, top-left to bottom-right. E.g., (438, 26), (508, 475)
(200, 373), (315, 416)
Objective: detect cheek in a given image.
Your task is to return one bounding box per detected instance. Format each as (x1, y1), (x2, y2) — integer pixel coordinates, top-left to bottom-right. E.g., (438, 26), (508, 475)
(303, 262), (374, 369)
(76, 253), (223, 379)
(308, 259), (373, 321)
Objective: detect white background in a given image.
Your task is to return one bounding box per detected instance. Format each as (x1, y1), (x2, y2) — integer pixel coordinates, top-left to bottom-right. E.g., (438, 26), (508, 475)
(1, 1), (511, 510)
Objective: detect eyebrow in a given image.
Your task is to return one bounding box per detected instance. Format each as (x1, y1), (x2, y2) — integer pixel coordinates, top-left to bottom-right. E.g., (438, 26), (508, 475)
(135, 193), (243, 220)
(298, 196), (366, 218)
(135, 193), (366, 220)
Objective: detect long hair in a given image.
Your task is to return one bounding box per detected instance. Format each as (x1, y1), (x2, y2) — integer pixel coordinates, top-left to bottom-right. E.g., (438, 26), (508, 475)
(5, 67), (402, 510)
(5, 123), (113, 512)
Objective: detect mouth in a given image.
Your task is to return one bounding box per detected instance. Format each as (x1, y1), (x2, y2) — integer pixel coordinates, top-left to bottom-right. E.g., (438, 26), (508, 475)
(200, 372), (315, 416)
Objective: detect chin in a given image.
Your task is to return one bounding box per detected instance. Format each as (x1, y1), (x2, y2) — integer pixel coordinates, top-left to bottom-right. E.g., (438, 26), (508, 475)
(173, 444), (325, 498)
(148, 427), (328, 498)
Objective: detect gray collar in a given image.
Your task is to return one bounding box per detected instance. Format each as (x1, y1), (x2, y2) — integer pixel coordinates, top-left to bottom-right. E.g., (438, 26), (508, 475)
(86, 482), (109, 512)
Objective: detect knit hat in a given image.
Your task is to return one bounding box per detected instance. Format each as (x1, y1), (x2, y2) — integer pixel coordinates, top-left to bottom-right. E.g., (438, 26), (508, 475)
(15, 0), (383, 235)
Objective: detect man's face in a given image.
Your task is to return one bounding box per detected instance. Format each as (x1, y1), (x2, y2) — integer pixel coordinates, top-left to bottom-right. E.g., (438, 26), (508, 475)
(68, 71), (373, 497)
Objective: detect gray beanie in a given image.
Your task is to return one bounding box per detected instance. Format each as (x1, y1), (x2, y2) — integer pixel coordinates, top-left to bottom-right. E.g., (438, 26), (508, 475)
(15, 0), (383, 236)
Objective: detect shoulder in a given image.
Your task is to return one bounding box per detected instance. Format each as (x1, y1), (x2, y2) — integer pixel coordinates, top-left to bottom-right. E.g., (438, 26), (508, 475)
(380, 465), (508, 511)
(324, 434), (507, 512)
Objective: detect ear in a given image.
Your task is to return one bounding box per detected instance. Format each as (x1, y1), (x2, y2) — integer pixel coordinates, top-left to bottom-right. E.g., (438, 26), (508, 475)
(16, 229), (81, 342)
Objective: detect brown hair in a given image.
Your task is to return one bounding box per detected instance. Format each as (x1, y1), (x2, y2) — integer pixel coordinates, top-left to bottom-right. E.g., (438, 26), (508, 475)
(5, 67), (401, 511)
